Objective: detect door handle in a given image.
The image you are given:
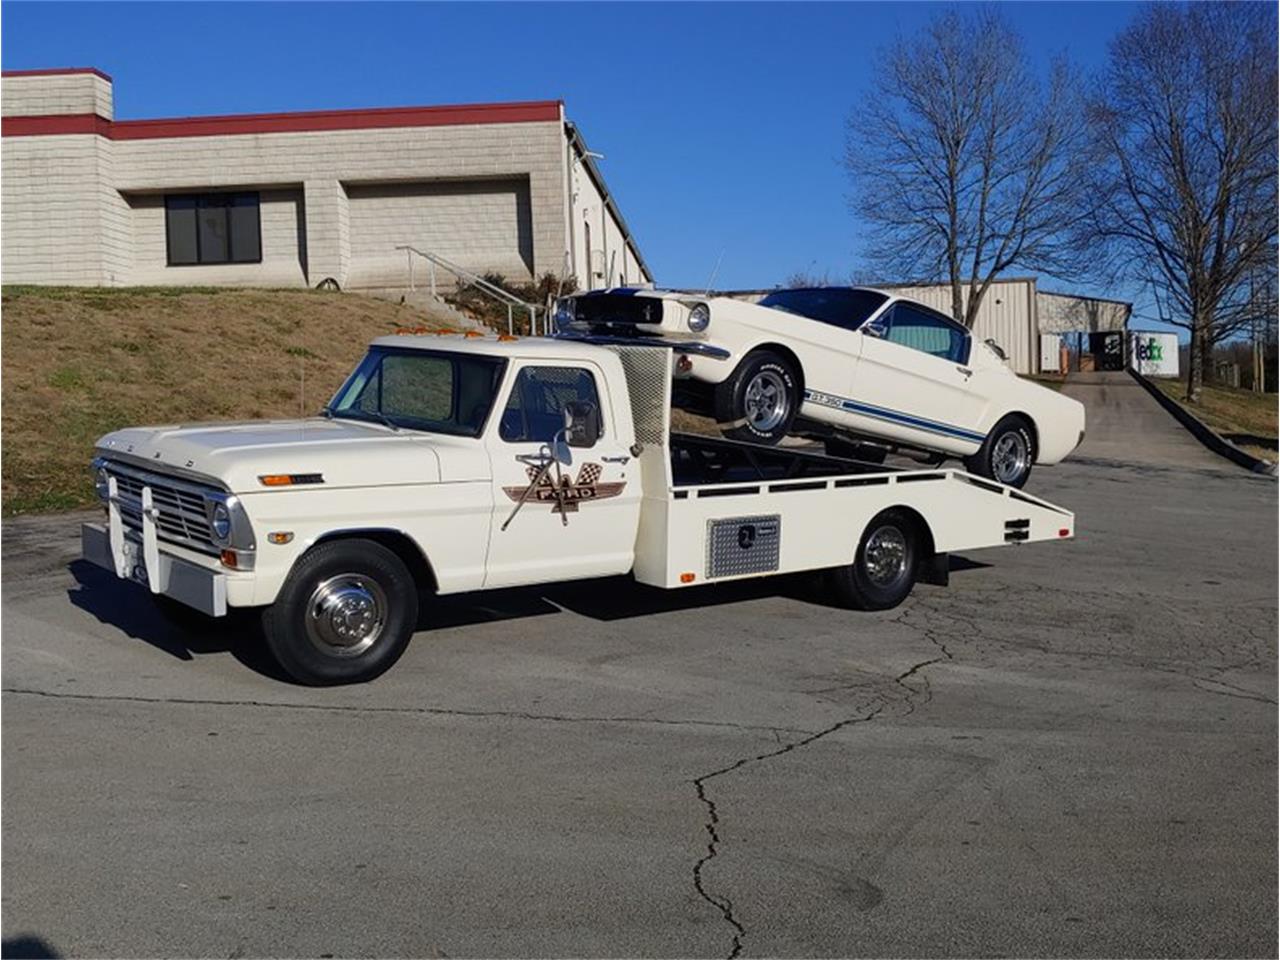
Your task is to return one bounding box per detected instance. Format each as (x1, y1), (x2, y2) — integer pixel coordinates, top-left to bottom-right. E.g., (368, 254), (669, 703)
(957, 366), (973, 379)
(601, 455), (630, 465)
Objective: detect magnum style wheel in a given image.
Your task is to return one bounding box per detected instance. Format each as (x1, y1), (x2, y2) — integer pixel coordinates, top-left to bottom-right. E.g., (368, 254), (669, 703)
(715, 350), (800, 444)
(827, 509), (921, 611)
(263, 539), (418, 685)
(966, 415), (1035, 489)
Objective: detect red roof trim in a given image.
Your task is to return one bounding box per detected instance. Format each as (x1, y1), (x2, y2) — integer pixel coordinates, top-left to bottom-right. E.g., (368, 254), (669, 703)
(2, 114), (113, 137)
(2, 100), (562, 140)
(2, 67), (112, 82)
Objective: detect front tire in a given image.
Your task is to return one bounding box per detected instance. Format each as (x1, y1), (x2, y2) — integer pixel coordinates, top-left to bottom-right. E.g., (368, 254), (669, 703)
(826, 509), (920, 610)
(714, 350), (800, 444)
(263, 539), (418, 685)
(965, 415), (1035, 489)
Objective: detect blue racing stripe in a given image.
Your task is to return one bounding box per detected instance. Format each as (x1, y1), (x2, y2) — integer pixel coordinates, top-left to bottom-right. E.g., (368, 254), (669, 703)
(805, 390), (986, 443)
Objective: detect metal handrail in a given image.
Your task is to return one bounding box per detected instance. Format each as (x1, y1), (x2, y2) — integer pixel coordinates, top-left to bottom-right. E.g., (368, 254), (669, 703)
(395, 245), (540, 335)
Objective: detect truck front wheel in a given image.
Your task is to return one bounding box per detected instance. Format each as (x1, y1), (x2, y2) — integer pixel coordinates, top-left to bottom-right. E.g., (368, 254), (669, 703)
(826, 509), (920, 610)
(263, 539), (418, 685)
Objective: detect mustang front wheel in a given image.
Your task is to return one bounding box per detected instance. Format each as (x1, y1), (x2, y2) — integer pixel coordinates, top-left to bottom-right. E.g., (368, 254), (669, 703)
(715, 350), (799, 444)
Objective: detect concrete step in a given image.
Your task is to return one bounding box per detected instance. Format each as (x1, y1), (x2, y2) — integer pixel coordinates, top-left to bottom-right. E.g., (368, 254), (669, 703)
(357, 287), (488, 332)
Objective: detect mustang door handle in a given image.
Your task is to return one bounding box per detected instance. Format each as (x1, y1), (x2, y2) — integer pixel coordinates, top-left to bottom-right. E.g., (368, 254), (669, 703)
(601, 455), (630, 465)
(956, 366), (973, 378)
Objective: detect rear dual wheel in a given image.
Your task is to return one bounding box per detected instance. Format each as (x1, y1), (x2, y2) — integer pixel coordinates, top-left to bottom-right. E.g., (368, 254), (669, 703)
(827, 509), (921, 610)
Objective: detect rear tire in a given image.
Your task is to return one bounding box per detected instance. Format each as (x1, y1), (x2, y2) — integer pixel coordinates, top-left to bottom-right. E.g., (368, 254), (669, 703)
(965, 415), (1035, 489)
(826, 509), (920, 610)
(714, 350), (800, 445)
(263, 539), (418, 685)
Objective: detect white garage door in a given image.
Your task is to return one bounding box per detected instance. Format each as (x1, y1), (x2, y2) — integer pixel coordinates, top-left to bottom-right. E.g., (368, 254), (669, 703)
(345, 178), (533, 289)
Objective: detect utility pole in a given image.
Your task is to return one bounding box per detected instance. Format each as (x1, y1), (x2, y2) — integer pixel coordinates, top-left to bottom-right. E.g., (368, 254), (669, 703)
(1250, 266), (1263, 393)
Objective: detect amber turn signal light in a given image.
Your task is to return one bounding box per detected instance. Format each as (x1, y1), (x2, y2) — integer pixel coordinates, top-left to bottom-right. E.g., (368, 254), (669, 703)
(680, 572), (696, 584)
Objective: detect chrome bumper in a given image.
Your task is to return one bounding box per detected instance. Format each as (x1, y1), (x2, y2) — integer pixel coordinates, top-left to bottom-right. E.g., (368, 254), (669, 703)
(81, 517), (227, 617)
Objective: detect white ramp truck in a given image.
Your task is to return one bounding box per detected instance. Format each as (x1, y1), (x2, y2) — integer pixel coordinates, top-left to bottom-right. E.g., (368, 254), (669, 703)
(83, 335), (1076, 685)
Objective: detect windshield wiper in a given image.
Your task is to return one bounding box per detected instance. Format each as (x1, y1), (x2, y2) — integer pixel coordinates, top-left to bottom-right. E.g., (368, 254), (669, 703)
(371, 410), (401, 432)
(323, 406), (400, 431)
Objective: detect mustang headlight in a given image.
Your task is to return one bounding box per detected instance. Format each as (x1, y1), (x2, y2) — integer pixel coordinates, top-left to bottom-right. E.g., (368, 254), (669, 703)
(553, 298), (577, 332)
(210, 503), (232, 543)
(687, 303), (711, 333)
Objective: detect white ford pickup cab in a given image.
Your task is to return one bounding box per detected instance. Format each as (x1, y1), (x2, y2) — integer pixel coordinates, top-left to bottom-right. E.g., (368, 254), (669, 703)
(83, 333), (1077, 685)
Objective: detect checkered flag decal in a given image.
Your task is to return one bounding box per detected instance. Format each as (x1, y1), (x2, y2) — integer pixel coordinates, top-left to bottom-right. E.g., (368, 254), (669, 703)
(576, 463), (602, 486)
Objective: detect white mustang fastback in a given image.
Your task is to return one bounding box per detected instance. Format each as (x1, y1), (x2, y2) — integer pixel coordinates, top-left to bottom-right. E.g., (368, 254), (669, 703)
(554, 286), (1085, 488)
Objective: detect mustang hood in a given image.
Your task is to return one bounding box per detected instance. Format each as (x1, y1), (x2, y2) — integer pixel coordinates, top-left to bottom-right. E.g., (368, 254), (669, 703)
(95, 418), (490, 492)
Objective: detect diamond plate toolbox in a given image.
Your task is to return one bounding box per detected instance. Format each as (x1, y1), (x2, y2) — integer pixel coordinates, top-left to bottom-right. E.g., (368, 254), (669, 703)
(706, 515), (781, 579)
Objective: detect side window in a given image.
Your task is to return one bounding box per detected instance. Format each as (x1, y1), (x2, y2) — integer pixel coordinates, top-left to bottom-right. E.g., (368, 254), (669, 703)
(500, 366), (602, 444)
(884, 305), (970, 364)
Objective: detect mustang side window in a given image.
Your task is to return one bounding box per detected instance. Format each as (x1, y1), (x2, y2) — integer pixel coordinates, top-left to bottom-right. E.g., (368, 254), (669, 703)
(883, 305), (970, 364)
(500, 366), (602, 445)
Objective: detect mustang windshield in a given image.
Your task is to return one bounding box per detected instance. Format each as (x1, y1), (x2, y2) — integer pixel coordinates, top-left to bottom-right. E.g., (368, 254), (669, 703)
(758, 288), (889, 331)
(328, 348), (506, 437)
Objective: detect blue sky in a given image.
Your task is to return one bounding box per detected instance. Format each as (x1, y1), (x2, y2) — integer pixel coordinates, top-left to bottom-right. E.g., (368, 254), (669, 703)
(3, 1), (1146, 305)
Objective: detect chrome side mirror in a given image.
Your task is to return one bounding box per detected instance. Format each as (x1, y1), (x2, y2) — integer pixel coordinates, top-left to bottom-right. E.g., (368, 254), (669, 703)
(863, 323), (886, 339)
(985, 338), (1008, 360)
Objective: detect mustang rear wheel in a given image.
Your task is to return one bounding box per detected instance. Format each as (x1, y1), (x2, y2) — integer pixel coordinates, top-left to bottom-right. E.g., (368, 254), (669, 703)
(966, 415), (1035, 489)
(263, 539), (418, 685)
(715, 350), (800, 444)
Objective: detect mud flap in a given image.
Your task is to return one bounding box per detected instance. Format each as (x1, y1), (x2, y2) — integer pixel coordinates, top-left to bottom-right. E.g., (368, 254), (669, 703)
(917, 551), (950, 587)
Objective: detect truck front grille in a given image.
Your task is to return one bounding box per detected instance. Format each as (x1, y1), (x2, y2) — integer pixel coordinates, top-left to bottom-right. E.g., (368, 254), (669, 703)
(104, 463), (220, 555)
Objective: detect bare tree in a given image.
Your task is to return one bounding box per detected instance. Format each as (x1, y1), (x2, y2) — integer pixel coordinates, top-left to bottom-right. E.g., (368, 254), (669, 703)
(846, 7), (1088, 328)
(1081, 2), (1277, 402)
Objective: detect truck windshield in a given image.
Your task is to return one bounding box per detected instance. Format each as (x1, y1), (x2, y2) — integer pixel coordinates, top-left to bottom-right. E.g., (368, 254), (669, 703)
(327, 348), (506, 437)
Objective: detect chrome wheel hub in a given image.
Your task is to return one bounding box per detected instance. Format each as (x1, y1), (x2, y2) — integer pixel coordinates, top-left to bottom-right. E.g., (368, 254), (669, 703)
(744, 370), (788, 431)
(305, 573), (387, 657)
(992, 431), (1029, 485)
(864, 525), (908, 587)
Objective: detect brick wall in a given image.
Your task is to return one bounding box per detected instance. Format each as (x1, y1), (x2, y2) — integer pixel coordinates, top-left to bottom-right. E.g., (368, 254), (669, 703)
(1, 134), (112, 285)
(1, 72), (113, 119)
(346, 178), (534, 289)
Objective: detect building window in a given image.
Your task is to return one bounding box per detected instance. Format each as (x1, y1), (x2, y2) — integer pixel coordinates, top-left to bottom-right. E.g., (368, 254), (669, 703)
(165, 193), (261, 266)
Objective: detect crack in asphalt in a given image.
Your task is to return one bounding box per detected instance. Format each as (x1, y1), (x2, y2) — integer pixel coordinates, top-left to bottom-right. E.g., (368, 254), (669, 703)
(690, 608), (957, 958)
(0, 687), (817, 737)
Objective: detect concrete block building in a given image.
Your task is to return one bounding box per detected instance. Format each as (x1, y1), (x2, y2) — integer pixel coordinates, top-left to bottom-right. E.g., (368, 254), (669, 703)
(1, 68), (651, 291)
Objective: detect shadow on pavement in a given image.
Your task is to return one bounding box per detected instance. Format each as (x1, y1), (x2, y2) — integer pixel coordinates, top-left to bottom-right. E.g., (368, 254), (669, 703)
(1, 936), (60, 959)
(66, 553), (992, 679)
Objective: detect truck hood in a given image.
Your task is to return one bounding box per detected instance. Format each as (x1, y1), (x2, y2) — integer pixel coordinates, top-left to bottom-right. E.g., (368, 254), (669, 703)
(95, 417), (491, 492)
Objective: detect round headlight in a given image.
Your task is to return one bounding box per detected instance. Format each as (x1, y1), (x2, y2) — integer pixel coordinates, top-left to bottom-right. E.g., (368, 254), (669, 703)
(93, 466), (110, 500)
(211, 503), (232, 542)
(687, 303), (711, 333)
(554, 298), (576, 331)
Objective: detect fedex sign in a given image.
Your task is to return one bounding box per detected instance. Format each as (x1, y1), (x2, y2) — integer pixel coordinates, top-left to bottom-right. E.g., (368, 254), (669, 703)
(1129, 332), (1179, 377)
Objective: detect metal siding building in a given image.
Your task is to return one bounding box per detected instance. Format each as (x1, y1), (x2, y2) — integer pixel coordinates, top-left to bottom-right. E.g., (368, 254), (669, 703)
(1, 68), (651, 292)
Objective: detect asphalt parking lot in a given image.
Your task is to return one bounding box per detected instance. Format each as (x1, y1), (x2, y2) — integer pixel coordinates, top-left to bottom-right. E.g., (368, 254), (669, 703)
(3, 389), (1276, 958)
